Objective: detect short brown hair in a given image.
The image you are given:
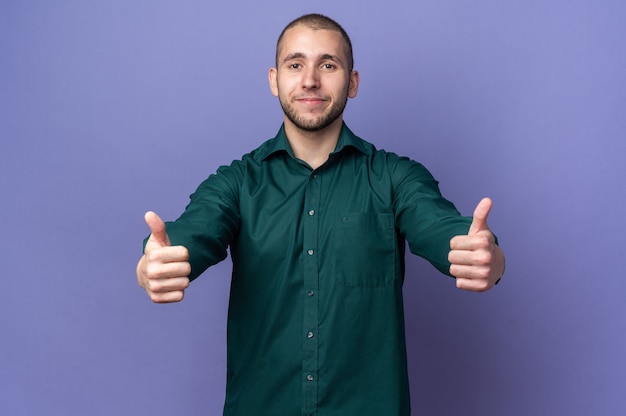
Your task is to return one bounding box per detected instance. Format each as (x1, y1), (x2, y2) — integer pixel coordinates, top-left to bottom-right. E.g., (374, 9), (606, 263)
(275, 13), (354, 71)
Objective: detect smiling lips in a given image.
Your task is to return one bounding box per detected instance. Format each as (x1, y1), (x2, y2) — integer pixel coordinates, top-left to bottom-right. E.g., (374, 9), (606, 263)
(295, 96), (328, 107)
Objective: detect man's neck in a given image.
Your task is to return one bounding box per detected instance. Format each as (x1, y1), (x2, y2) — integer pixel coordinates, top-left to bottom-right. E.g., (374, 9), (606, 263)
(283, 118), (343, 170)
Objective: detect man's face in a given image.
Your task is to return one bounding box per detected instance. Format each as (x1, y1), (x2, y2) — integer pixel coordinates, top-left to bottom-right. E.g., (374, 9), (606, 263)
(269, 25), (359, 132)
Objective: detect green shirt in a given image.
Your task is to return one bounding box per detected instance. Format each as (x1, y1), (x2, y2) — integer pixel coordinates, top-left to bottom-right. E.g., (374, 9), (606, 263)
(161, 123), (472, 416)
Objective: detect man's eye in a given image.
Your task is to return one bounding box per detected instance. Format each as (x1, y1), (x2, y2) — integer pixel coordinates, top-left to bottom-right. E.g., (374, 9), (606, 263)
(322, 63), (335, 69)
(290, 63), (301, 69)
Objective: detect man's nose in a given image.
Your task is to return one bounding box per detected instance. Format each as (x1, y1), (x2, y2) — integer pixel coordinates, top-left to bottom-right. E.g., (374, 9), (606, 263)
(301, 67), (320, 89)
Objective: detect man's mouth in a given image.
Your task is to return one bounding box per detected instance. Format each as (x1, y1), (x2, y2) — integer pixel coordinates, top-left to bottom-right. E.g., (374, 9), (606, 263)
(295, 96), (327, 105)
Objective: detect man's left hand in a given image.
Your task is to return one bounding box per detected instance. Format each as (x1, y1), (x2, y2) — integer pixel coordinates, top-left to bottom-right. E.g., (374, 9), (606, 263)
(448, 197), (505, 292)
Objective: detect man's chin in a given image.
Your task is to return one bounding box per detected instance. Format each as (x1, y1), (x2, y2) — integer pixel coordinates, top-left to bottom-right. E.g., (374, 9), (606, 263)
(288, 114), (342, 132)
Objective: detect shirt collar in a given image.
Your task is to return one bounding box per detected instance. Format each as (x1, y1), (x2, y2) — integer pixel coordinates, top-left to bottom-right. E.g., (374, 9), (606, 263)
(259, 122), (372, 162)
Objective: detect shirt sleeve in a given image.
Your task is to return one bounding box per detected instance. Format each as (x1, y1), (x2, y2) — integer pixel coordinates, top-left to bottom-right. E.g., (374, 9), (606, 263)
(145, 161), (243, 281)
(387, 153), (472, 276)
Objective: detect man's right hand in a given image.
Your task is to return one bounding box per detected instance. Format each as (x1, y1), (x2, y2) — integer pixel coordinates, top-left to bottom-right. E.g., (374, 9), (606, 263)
(136, 211), (191, 303)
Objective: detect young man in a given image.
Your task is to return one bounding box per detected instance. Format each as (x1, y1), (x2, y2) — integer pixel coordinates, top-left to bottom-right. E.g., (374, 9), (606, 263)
(136, 13), (505, 416)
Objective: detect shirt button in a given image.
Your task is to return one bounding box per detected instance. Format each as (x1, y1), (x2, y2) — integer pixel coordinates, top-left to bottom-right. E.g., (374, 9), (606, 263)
(307, 374), (314, 381)
(307, 331), (314, 339)
(307, 249), (314, 255)
(307, 290), (314, 297)
(308, 209), (315, 216)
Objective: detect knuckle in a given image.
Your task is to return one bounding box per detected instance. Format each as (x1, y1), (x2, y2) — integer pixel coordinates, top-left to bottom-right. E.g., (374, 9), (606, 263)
(475, 284), (489, 293)
(182, 263), (192, 277)
(173, 291), (185, 302)
(449, 236), (462, 249)
(146, 279), (163, 293)
(477, 251), (493, 265)
(474, 235), (490, 249)
(145, 264), (162, 280)
(149, 292), (164, 303)
(475, 267), (491, 280)
(449, 265), (459, 277)
(146, 249), (161, 263)
(151, 290), (184, 303)
(153, 296), (170, 304)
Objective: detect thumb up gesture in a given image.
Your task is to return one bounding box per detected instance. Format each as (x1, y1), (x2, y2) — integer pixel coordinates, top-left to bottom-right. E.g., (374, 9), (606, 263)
(136, 212), (191, 303)
(448, 198), (505, 292)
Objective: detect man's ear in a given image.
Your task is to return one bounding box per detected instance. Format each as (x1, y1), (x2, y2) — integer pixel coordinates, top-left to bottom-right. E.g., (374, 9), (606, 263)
(268, 67), (279, 97)
(348, 70), (359, 98)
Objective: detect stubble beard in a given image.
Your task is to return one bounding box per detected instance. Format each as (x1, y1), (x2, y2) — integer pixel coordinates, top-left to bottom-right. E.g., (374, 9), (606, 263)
(279, 94), (348, 132)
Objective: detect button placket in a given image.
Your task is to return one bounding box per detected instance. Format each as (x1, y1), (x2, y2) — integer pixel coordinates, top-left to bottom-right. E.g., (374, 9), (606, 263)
(302, 171), (321, 415)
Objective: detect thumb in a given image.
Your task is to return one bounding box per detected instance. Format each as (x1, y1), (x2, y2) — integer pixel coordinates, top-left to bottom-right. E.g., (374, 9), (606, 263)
(468, 197), (493, 235)
(144, 211), (171, 247)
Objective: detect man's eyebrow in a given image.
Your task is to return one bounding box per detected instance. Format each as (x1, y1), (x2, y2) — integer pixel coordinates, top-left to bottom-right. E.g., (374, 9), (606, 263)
(281, 52), (345, 66)
(319, 54), (344, 65)
(282, 52), (306, 63)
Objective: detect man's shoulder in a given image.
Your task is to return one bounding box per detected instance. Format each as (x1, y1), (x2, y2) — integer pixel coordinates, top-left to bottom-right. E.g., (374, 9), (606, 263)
(349, 136), (434, 183)
(236, 127), (293, 164)
(341, 126), (415, 164)
(216, 134), (282, 172)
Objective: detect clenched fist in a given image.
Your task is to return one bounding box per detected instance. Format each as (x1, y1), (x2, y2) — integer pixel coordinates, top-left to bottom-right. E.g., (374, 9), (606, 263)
(448, 198), (505, 292)
(136, 211), (191, 303)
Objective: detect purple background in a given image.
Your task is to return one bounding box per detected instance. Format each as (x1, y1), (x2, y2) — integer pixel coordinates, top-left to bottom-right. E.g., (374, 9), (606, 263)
(1, 1), (625, 415)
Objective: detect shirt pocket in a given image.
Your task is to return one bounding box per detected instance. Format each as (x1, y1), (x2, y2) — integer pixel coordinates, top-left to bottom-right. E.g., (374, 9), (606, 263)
(333, 213), (397, 287)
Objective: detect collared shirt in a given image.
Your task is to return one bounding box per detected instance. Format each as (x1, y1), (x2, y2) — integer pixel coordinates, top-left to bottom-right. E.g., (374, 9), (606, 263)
(161, 123), (472, 416)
